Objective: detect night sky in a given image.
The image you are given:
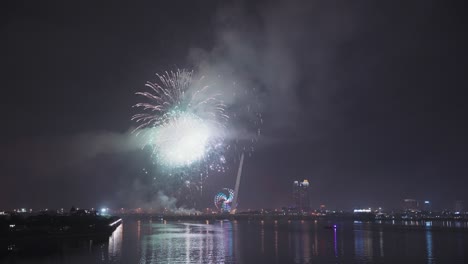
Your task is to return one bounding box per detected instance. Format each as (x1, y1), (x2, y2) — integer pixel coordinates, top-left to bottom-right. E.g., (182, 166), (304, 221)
(2, 1), (467, 211)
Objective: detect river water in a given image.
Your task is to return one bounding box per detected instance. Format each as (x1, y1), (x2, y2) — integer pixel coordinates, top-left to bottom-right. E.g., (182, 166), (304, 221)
(2, 219), (468, 263)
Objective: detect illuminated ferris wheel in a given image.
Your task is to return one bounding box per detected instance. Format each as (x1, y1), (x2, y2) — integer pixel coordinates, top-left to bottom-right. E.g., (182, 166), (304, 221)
(214, 188), (234, 213)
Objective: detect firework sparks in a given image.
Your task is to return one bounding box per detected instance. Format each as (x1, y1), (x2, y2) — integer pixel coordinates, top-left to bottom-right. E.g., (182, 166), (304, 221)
(149, 112), (215, 167)
(132, 69), (227, 169)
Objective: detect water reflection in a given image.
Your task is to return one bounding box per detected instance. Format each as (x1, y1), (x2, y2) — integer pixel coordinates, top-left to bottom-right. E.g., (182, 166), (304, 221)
(302, 222), (311, 263)
(260, 220), (265, 254)
(138, 221), (235, 263)
(287, 221), (313, 264)
(426, 226), (434, 264)
(313, 221), (318, 256)
(232, 220), (242, 263)
(456, 233), (465, 260)
(354, 223), (373, 262)
(4, 219), (468, 263)
(379, 229), (384, 257)
(274, 221), (278, 259)
(108, 223), (123, 260)
(334, 226), (338, 257)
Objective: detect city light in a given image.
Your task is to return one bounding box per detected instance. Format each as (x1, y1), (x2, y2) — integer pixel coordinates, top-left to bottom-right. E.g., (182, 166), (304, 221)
(354, 208), (372, 213)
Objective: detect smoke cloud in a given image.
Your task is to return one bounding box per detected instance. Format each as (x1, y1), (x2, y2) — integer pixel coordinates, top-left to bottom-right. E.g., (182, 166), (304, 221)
(152, 191), (201, 215)
(2, 130), (143, 175)
(188, 1), (365, 141)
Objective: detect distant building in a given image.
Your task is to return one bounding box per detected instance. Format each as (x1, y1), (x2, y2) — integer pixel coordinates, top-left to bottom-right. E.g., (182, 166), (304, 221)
(293, 180), (310, 211)
(354, 208), (371, 213)
(423, 201), (432, 212)
(403, 199), (419, 211)
(455, 200), (464, 213)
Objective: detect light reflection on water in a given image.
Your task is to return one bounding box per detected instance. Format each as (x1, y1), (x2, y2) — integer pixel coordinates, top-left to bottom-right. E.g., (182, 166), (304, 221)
(353, 222), (373, 262)
(137, 221), (235, 263)
(108, 223), (123, 261)
(379, 229), (384, 257)
(2, 219), (468, 263)
(426, 229), (434, 264)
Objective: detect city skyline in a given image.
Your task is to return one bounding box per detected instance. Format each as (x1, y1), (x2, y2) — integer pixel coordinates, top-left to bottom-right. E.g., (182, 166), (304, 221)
(1, 1), (468, 211)
(2, 196), (466, 215)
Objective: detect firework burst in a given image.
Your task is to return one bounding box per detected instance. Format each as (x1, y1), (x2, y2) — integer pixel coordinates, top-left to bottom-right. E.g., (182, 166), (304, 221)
(132, 69), (228, 169)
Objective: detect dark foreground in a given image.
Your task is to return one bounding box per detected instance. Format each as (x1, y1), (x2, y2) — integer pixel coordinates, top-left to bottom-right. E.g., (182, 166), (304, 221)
(1, 218), (468, 263)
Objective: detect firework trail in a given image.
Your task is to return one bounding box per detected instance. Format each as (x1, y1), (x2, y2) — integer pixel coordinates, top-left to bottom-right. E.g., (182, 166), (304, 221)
(132, 69), (228, 169)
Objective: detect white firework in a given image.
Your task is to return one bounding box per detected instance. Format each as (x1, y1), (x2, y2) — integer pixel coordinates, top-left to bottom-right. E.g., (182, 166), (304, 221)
(132, 69), (228, 168)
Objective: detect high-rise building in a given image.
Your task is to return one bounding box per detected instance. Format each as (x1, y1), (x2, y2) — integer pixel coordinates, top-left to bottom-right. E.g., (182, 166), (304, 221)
(293, 180), (310, 211)
(403, 199), (419, 211)
(454, 200), (464, 213)
(423, 200), (432, 212)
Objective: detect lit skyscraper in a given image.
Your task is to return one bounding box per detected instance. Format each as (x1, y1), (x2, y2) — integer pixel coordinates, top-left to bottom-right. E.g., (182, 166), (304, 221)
(454, 200), (464, 213)
(423, 200), (432, 212)
(293, 180), (310, 212)
(403, 199), (419, 211)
